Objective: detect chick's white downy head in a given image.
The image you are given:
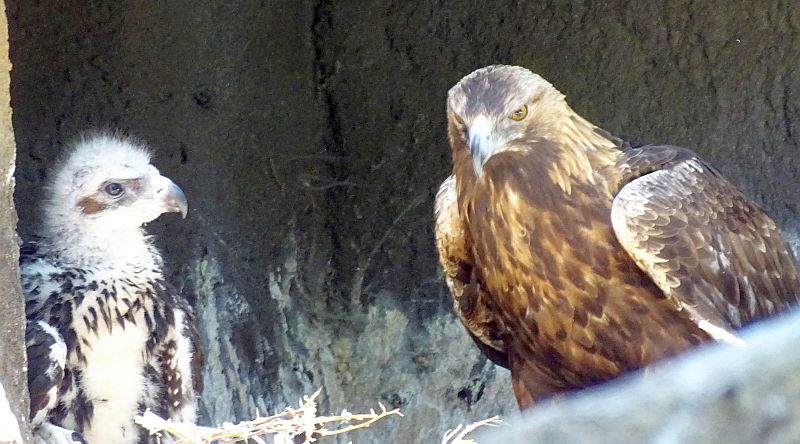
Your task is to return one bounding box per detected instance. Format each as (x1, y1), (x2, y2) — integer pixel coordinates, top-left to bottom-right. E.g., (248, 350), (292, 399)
(41, 133), (188, 263)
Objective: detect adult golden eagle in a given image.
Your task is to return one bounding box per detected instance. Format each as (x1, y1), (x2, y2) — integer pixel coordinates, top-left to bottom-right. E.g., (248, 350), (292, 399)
(435, 65), (800, 409)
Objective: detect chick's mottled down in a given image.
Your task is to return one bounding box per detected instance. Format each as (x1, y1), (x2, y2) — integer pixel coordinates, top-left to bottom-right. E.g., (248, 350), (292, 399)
(23, 133), (202, 444)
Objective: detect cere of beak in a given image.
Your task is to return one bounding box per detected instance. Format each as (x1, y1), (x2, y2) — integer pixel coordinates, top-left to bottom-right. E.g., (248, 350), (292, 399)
(468, 115), (494, 178)
(159, 178), (189, 218)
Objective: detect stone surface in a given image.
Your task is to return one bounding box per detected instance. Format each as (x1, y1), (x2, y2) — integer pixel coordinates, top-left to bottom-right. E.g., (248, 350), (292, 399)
(0, 382), (23, 444)
(5, 1), (800, 443)
(483, 311), (800, 444)
(0, 0), (29, 441)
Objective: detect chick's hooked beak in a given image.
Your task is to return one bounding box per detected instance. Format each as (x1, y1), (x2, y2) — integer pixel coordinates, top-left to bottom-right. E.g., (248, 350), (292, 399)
(155, 176), (188, 218)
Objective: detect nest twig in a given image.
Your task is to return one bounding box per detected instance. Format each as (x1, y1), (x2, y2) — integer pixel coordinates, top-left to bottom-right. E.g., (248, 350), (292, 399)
(441, 416), (504, 444)
(135, 388), (403, 443)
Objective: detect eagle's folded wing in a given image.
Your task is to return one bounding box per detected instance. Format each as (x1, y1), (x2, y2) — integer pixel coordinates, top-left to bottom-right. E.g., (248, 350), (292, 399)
(612, 146), (800, 344)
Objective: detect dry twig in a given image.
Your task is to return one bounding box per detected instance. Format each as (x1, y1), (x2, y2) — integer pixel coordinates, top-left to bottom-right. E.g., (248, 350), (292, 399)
(135, 388), (402, 443)
(441, 416), (504, 444)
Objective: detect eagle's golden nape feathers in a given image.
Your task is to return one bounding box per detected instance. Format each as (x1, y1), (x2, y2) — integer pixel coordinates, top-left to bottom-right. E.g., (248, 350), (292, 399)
(437, 65), (800, 409)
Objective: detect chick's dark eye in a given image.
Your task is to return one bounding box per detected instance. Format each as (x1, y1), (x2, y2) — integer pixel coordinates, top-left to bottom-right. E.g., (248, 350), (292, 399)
(104, 182), (124, 197)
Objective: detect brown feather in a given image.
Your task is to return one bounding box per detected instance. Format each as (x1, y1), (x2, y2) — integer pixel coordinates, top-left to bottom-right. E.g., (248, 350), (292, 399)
(434, 175), (509, 367)
(612, 146), (800, 340)
(437, 65), (800, 409)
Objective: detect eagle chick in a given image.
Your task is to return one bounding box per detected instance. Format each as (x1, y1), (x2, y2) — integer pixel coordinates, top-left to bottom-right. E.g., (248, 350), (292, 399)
(23, 133), (202, 444)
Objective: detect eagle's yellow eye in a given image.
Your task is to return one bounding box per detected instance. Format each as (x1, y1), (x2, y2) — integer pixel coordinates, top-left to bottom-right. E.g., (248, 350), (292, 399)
(509, 105), (528, 122)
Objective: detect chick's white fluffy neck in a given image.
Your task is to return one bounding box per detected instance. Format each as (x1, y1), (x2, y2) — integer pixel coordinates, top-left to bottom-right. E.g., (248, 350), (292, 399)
(40, 218), (161, 269)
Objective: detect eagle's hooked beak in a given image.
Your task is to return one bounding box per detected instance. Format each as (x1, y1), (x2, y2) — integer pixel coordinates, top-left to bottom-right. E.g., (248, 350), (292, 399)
(468, 115), (494, 178)
(156, 176), (189, 219)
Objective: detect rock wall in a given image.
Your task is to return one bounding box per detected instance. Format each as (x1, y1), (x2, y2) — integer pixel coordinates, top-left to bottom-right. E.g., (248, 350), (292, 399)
(0, 0), (28, 441)
(7, 1), (800, 443)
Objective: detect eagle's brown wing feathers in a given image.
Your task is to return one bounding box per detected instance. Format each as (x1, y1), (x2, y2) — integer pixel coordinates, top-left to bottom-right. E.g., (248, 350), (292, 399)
(612, 146), (800, 343)
(434, 175), (509, 368)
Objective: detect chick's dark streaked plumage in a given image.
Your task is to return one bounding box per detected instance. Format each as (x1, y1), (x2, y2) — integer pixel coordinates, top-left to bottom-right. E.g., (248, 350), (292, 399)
(436, 65), (800, 408)
(23, 133), (201, 444)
